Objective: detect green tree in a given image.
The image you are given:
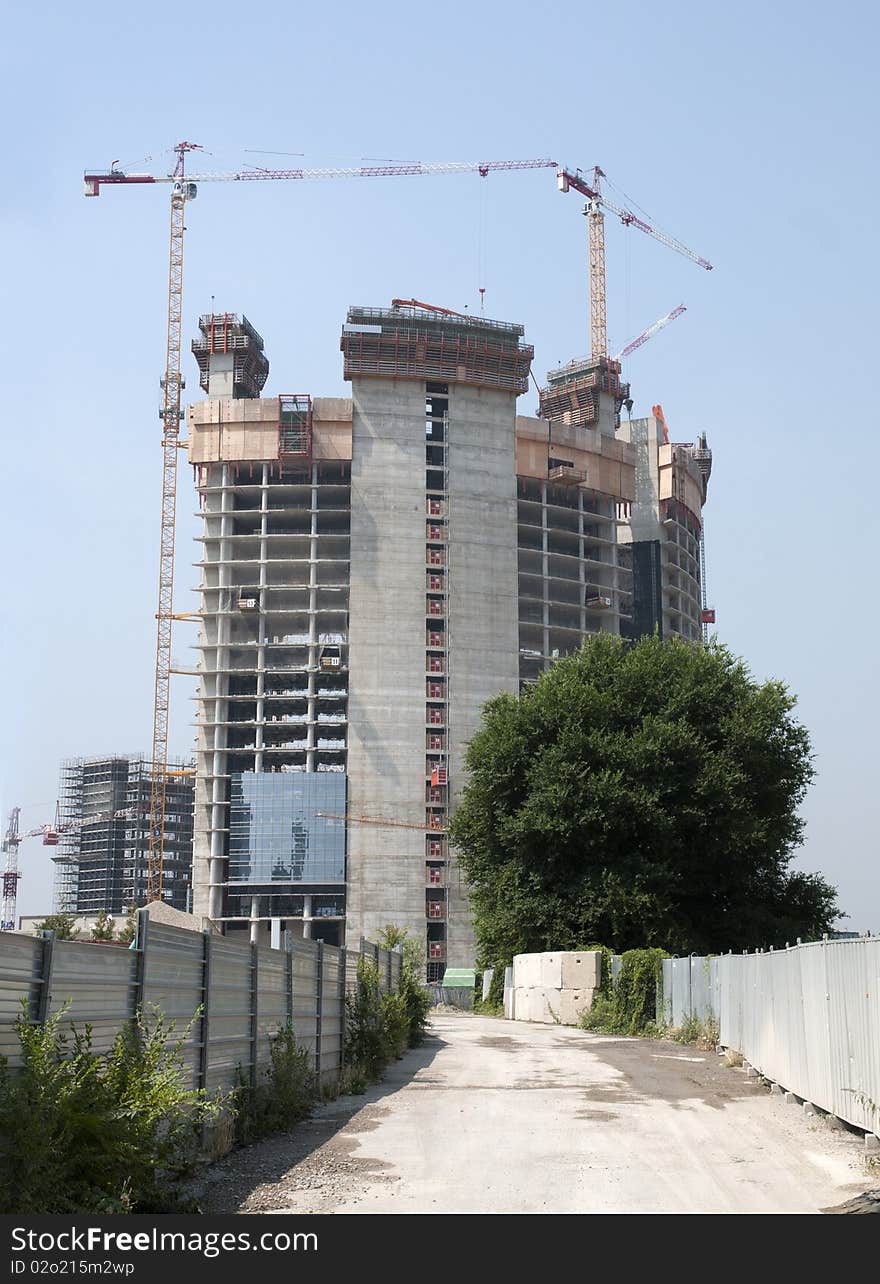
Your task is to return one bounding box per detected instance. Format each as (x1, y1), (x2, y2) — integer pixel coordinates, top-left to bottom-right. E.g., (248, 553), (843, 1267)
(117, 903), (138, 946)
(90, 909), (115, 941)
(33, 914), (79, 940)
(449, 634), (837, 964)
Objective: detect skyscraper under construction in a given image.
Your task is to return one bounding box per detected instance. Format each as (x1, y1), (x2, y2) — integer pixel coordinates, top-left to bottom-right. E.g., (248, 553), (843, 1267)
(188, 304), (710, 976)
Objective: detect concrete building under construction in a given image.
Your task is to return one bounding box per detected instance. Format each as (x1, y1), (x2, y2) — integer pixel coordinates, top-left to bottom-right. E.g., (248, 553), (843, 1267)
(188, 305), (710, 976)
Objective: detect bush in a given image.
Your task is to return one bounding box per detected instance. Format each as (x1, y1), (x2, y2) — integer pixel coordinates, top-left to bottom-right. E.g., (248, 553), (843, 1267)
(0, 1002), (215, 1213)
(381, 990), (410, 1060)
(580, 948), (666, 1036)
(234, 1023), (315, 1144)
(398, 969), (431, 1047)
(344, 958), (388, 1083)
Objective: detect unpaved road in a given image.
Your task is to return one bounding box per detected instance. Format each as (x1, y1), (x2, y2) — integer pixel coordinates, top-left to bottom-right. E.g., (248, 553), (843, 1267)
(194, 1013), (875, 1214)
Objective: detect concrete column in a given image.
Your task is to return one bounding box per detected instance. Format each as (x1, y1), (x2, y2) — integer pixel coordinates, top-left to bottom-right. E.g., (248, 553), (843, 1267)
(578, 490), (586, 638)
(254, 465), (268, 772)
(306, 464), (319, 773)
(207, 465), (232, 922)
(541, 480), (550, 664)
(302, 893), (313, 940)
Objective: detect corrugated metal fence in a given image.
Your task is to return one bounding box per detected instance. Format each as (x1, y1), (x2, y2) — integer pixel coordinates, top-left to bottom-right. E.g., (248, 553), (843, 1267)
(0, 913), (402, 1093)
(659, 938), (880, 1136)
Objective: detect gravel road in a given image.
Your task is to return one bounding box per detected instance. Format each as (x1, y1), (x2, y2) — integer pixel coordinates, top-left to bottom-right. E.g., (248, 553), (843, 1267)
(192, 1012), (875, 1214)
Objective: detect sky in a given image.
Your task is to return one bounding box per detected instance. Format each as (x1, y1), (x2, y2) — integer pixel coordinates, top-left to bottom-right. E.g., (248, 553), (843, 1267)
(1, 0), (877, 930)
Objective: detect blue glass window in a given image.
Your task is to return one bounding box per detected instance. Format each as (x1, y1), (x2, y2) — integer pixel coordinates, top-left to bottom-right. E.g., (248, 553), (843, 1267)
(228, 773), (346, 885)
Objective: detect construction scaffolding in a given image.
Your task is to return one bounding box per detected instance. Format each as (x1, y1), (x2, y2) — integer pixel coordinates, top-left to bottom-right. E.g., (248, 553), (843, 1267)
(192, 313), (270, 398)
(278, 395), (313, 457)
(538, 355), (630, 428)
(54, 756), (194, 915)
(341, 305), (533, 393)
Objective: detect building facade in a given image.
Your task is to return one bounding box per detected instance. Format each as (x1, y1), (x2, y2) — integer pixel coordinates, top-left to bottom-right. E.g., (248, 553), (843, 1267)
(54, 755), (194, 915)
(617, 409), (712, 643)
(188, 305), (708, 975)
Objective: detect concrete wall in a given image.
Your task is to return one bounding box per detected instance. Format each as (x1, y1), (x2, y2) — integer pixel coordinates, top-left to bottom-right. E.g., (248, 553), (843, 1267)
(445, 383), (520, 967)
(346, 377), (429, 948)
(508, 951), (602, 1025)
(346, 377), (521, 968)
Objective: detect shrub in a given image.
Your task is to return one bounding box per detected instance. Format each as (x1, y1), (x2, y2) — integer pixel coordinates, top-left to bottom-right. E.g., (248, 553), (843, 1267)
(381, 990), (410, 1060)
(398, 968), (431, 1047)
(344, 958), (388, 1083)
(234, 1022), (315, 1144)
(33, 914), (78, 940)
(372, 926), (432, 1049)
(580, 948), (666, 1036)
(0, 1002), (215, 1213)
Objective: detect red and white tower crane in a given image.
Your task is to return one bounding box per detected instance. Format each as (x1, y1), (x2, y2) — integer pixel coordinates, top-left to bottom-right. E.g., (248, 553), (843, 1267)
(83, 147), (557, 904)
(1, 804), (144, 931)
(557, 165), (712, 359)
(613, 303), (687, 362)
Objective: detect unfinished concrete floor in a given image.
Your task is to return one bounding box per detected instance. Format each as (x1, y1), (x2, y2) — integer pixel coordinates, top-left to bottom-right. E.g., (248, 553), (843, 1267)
(195, 1013), (874, 1214)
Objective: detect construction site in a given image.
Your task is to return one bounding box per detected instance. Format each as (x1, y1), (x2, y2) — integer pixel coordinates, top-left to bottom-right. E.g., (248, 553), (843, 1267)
(4, 153), (714, 978)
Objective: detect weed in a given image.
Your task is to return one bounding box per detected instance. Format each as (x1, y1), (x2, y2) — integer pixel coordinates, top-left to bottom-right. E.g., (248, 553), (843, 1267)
(580, 948), (666, 1036)
(0, 1001), (216, 1214)
(233, 1022), (315, 1145)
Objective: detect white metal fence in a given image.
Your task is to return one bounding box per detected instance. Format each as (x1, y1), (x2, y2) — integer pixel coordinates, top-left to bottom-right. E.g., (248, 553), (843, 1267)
(660, 938), (880, 1137)
(0, 913), (402, 1092)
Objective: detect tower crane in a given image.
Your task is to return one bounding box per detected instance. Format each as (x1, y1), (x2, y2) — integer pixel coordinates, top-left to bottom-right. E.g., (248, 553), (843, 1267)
(316, 811), (444, 831)
(1, 804), (145, 931)
(557, 165), (712, 360)
(613, 304), (687, 362)
(83, 147), (556, 903)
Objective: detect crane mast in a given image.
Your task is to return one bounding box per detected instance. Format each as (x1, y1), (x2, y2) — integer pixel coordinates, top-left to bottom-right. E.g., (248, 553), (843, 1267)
(148, 143), (199, 902)
(557, 165), (712, 360)
(1, 809), (22, 931)
(586, 166), (608, 358)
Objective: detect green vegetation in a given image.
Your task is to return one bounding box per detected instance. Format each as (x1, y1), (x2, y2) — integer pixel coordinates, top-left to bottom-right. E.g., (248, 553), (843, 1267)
(90, 909), (115, 942)
(33, 914), (78, 940)
(116, 903), (137, 946)
(0, 1002), (217, 1213)
(0, 938), (426, 1212)
(345, 931), (431, 1088)
(668, 1013), (720, 1049)
(375, 925), (431, 1049)
(580, 948), (666, 1036)
(450, 634), (837, 981)
(234, 1023), (315, 1145)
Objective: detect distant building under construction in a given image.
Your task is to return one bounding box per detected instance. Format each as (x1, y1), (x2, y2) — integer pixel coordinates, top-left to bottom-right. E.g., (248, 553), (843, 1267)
(188, 306), (711, 976)
(54, 755), (194, 915)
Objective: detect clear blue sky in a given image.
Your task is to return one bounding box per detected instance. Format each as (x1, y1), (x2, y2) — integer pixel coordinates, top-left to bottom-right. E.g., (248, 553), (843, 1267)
(2, 0), (877, 931)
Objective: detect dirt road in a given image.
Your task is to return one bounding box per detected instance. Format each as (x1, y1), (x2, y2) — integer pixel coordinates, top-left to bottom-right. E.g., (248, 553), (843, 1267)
(194, 1013), (874, 1214)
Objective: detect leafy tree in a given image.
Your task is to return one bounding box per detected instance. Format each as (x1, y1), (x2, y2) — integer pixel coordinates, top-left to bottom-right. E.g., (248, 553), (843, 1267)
(449, 634), (837, 964)
(33, 914), (79, 940)
(90, 909), (115, 941)
(117, 903), (138, 946)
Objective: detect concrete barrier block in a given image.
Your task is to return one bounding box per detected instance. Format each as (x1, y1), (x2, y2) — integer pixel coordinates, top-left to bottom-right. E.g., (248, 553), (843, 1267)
(540, 954), (563, 988)
(503, 987), (515, 1020)
(514, 988), (532, 1020)
(556, 988), (596, 1026)
(560, 951), (602, 989)
(513, 954), (542, 988)
(528, 987), (553, 1024)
